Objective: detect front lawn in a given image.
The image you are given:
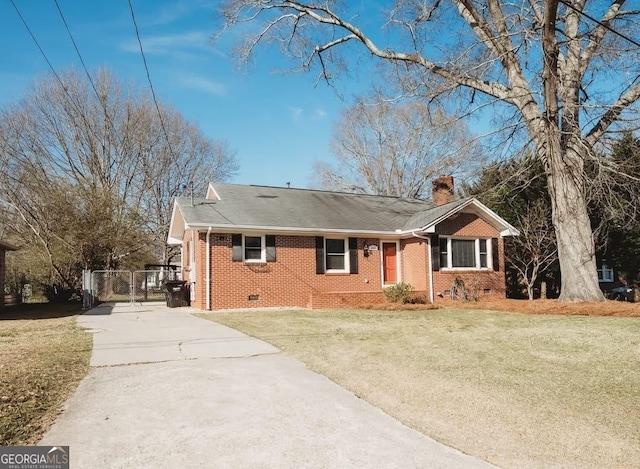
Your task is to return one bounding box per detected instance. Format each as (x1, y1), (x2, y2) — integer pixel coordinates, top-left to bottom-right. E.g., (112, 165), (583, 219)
(199, 308), (640, 468)
(0, 303), (92, 445)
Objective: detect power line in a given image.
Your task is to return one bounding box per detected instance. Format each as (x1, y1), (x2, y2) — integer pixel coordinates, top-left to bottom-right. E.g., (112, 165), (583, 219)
(10, 0), (138, 189)
(54, 0), (95, 88)
(9, 0), (66, 89)
(9, 1), (105, 150)
(558, 0), (640, 48)
(53, 0), (124, 148)
(127, 0), (175, 156)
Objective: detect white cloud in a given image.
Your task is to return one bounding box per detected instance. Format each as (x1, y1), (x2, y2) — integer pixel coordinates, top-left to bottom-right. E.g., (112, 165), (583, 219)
(287, 106), (328, 124)
(314, 108), (327, 119)
(181, 76), (226, 96)
(148, 0), (212, 26)
(120, 31), (218, 57)
(289, 107), (304, 122)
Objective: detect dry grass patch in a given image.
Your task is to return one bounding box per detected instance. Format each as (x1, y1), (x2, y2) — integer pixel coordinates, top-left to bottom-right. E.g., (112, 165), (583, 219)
(200, 308), (640, 468)
(0, 303), (92, 445)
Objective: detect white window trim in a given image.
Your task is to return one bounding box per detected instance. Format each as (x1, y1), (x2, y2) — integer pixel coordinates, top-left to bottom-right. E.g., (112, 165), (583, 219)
(325, 238), (350, 273)
(380, 241), (401, 287)
(597, 264), (614, 283)
(440, 236), (492, 271)
(243, 235), (266, 263)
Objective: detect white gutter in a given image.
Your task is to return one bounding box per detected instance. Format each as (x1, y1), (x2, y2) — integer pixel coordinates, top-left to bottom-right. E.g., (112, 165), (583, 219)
(190, 230), (196, 304)
(412, 231), (434, 304)
(206, 227), (212, 311)
(183, 223), (400, 237)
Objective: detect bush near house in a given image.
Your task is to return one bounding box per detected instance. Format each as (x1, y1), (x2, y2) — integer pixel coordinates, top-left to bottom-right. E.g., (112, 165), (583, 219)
(384, 282), (413, 303)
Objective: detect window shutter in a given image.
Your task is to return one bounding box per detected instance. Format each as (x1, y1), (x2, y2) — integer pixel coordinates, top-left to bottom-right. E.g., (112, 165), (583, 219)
(315, 236), (325, 274)
(232, 234), (242, 262)
(492, 238), (500, 271)
(430, 235), (440, 271)
(266, 235), (276, 262)
(349, 237), (358, 274)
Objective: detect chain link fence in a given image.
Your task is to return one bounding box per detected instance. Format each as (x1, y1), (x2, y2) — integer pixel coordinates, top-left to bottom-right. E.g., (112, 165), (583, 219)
(91, 270), (133, 304)
(87, 269), (181, 306)
(132, 270), (180, 303)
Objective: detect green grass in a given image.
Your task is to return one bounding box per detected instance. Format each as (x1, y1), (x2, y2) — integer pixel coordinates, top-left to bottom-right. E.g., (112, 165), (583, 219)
(0, 303), (92, 445)
(199, 308), (640, 468)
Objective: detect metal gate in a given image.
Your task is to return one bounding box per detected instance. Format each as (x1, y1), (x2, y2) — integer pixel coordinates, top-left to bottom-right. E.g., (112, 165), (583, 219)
(86, 269), (180, 307)
(133, 270), (176, 302)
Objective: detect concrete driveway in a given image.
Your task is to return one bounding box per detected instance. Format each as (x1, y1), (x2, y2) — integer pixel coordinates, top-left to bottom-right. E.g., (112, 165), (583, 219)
(41, 302), (494, 468)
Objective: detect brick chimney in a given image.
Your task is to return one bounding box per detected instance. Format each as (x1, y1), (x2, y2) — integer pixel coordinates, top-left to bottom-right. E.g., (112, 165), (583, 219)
(432, 176), (454, 205)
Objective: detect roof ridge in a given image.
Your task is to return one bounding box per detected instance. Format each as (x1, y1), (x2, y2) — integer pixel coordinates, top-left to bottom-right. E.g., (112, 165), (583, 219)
(210, 182), (433, 202)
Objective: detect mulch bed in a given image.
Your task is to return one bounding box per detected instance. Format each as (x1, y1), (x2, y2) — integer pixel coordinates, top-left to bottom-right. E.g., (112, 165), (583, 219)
(364, 298), (640, 317)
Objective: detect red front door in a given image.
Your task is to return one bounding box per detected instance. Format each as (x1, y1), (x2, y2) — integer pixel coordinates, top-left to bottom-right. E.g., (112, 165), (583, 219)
(383, 243), (397, 285)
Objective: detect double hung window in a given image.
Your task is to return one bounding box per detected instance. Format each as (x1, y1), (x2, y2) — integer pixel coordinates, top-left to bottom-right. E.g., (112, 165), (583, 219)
(325, 238), (348, 272)
(439, 237), (491, 270)
(244, 236), (264, 262)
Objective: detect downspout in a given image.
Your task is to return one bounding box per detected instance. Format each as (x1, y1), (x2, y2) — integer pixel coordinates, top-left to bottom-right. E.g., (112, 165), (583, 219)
(190, 230), (196, 296)
(206, 227), (212, 311)
(412, 231), (434, 304)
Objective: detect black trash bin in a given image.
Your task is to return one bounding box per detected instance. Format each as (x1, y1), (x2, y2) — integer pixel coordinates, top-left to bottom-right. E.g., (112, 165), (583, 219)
(164, 280), (187, 308)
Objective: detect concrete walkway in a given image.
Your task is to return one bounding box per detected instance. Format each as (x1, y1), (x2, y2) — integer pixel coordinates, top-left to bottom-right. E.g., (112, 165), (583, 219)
(41, 302), (495, 468)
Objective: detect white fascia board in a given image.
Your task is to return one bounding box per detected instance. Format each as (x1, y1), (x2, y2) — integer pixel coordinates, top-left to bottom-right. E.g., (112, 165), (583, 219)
(167, 235), (183, 246)
(470, 199), (520, 236)
(205, 183), (221, 200)
(167, 201), (186, 245)
(501, 227), (520, 236)
(395, 199), (474, 235)
(406, 198), (519, 236)
(186, 223), (400, 238)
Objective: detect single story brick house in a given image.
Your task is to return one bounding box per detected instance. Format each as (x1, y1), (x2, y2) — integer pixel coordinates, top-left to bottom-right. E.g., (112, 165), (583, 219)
(167, 177), (518, 310)
(0, 240), (17, 309)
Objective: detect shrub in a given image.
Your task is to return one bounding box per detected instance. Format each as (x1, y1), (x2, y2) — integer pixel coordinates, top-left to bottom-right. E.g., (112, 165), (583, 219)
(44, 285), (80, 303)
(384, 282), (413, 304)
(408, 294), (429, 304)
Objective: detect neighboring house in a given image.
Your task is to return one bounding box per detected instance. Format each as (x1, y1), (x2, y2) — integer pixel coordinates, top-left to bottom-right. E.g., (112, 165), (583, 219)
(167, 177), (519, 311)
(596, 262), (636, 301)
(0, 241), (17, 309)
(597, 263), (616, 286)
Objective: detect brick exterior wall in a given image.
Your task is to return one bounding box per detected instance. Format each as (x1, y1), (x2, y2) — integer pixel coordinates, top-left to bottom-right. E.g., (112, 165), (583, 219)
(432, 213), (506, 302)
(400, 238), (429, 291)
(206, 235), (384, 310)
(183, 211), (508, 310)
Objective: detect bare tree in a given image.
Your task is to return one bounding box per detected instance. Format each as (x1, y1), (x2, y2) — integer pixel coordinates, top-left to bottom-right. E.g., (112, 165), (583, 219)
(217, 1), (640, 301)
(0, 69), (238, 293)
(313, 96), (484, 198)
(506, 200), (558, 300)
(136, 105), (238, 265)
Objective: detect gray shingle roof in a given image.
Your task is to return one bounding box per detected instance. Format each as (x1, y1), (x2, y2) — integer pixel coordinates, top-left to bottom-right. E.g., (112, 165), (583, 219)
(175, 183), (470, 234)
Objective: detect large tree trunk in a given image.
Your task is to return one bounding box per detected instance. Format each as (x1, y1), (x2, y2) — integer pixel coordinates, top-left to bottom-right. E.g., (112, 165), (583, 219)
(539, 2), (604, 303)
(546, 146), (604, 302)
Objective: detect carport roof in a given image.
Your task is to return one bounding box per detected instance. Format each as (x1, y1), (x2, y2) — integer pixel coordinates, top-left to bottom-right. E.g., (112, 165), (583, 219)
(167, 183), (517, 244)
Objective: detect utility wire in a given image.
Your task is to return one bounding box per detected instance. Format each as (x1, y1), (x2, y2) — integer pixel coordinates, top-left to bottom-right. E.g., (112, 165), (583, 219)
(558, 0), (640, 48)
(53, 0), (124, 149)
(127, 0), (175, 156)
(9, 0), (115, 179)
(54, 0), (98, 93)
(9, 0), (66, 89)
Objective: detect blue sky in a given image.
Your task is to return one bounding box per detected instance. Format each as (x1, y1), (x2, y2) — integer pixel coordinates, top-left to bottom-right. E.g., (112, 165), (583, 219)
(0, 0), (375, 188)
